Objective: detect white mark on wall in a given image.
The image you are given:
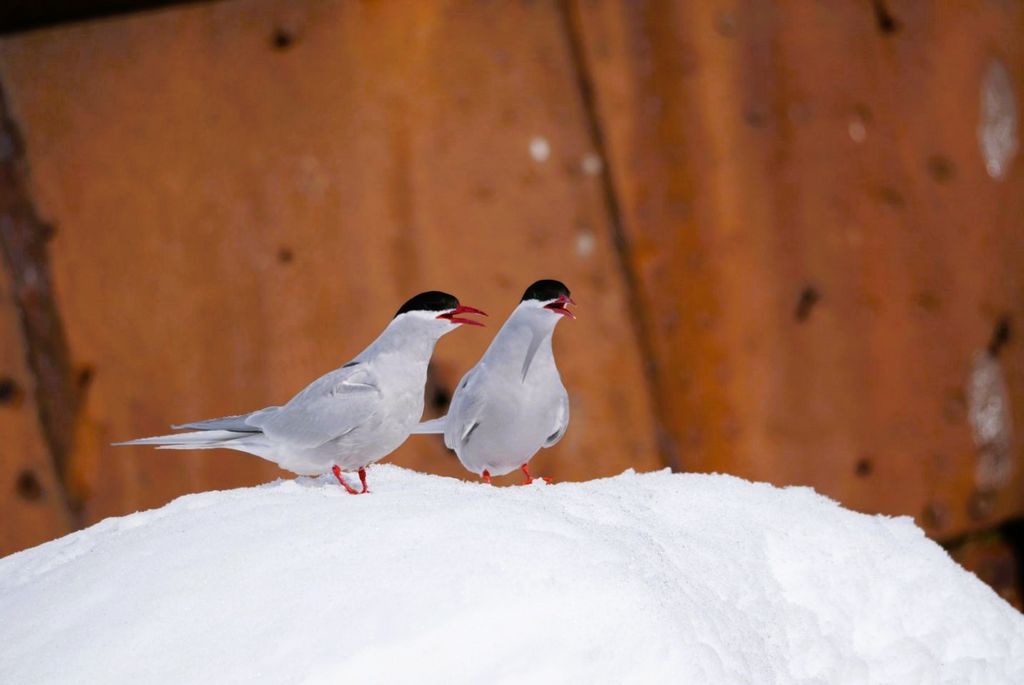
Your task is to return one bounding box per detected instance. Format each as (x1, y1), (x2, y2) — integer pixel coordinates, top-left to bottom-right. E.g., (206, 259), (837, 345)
(529, 136), (550, 163)
(979, 58), (1018, 180)
(848, 118), (867, 144)
(967, 351), (1014, 490)
(581, 153), (603, 176)
(575, 230), (595, 257)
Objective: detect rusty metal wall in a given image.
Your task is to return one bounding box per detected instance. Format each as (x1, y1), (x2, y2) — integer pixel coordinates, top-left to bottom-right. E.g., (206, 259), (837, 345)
(0, 0), (1021, 565)
(572, 0), (1024, 540)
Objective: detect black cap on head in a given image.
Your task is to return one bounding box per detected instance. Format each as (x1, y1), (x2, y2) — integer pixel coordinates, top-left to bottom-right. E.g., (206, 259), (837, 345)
(521, 279), (570, 303)
(395, 291), (460, 317)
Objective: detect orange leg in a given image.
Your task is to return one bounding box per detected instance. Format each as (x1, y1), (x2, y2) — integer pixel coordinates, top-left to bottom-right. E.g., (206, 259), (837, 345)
(521, 463), (552, 485)
(332, 465), (368, 495)
(481, 469), (492, 485)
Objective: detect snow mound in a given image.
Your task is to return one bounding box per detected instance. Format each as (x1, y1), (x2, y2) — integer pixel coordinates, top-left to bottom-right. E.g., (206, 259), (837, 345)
(2, 466), (1023, 684)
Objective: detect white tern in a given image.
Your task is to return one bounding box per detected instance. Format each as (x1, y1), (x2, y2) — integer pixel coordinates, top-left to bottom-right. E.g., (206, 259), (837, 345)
(115, 291), (486, 493)
(414, 279), (574, 484)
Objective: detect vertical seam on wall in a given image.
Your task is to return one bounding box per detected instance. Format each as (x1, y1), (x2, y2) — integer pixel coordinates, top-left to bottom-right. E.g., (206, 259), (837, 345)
(556, 0), (680, 471)
(0, 78), (83, 524)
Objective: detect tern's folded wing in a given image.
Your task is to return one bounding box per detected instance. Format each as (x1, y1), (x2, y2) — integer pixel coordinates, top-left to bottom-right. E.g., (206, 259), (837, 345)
(171, 405), (281, 432)
(443, 367), (489, 452)
(543, 389), (570, 448)
(250, 364), (380, 449)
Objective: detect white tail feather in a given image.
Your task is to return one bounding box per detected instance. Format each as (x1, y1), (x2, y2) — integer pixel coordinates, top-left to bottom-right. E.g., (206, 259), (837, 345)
(113, 430), (251, 449)
(410, 417), (447, 435)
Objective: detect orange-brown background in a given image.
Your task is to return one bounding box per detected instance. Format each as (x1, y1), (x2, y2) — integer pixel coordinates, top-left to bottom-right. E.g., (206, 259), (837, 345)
(0, 0), (1021, 602)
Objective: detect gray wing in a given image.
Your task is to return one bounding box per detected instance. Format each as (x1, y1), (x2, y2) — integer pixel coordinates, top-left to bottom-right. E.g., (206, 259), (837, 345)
(172, 407), (277, 433)
(443, 366), (488, 451)
(247, 363), (381, 449)
(543, 389), (570, 448)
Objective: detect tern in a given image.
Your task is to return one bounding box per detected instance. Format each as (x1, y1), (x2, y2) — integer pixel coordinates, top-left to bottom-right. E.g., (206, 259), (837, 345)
(414, 279), (574, 484)
(115, 291), (486, 494)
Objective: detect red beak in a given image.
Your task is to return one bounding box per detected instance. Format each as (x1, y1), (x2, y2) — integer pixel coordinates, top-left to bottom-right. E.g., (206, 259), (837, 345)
(544, 294), (576, 319)
(437, 304), (488, 326)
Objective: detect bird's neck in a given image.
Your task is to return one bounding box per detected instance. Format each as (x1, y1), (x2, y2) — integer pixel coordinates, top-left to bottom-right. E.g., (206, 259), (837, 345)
(359, 319), (440, 368)
(482, 314), (557, 380)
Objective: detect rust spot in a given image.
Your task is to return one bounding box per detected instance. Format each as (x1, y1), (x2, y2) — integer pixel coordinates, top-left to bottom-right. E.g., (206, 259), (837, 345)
(794, 286), (820, 322)
(0, 375), (19, 405)
(77, 365), (94, 390)
(927, 155), (955, 183)
(472, 185), (495, 202)
(714, 12), (737, 38)
(878, 186), (905, 209)
(988, 315), (1011, 357)
(429, 384), (451, 413)
(425, 362), (452, 415)
(15, 469), (42, 501)
(914, 291), (941, 313)
(271, 28), (295, 50)
(871, 0), (900, 34)
(744, 108), (768, 128)
(855, 458), (873, 478)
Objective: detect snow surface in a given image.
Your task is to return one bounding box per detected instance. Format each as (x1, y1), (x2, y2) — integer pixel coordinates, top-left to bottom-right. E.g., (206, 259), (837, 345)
(2, 466), (1023, 684)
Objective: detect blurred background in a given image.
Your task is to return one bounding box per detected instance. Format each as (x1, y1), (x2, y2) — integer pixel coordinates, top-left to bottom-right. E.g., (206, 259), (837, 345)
(0, 0), (1021, 604)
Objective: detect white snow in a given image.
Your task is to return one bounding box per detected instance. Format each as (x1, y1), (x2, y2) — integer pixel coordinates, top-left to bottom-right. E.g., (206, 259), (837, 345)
(1, 466), (1022, 684)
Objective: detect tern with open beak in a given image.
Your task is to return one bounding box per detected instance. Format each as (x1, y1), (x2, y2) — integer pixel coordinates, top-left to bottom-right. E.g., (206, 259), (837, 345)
(115, 291), (486, 494)
(414, 279), (574, 484)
